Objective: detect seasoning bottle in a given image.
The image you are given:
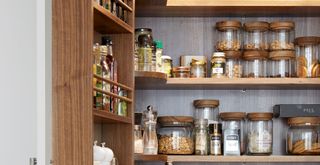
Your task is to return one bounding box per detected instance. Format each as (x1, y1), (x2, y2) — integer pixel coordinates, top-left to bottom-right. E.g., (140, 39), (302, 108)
(195, 119), (209, 155)
(116, 87), (127, 116)
(209, 123), (222, 155)
(161, 55), (173, 77)
(100, 39), (111, 111)
(138, 34), (153, 71)
(154, 40), (163, 72)
(93, 43), (103, 110)
(211, 52), (226, 78)
(134, 125), (144, 154)
(191, 59), (206, 78)
(151, 41), (157, 71)
(142, 106), (158, 155)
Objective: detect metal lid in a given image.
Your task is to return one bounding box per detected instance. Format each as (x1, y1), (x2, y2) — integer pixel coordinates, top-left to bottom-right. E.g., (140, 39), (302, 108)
(161, 55), (172, 60)
(212, 52), (225, 58)
(135, 28), (152, 32)
(193, 99), (219, 108)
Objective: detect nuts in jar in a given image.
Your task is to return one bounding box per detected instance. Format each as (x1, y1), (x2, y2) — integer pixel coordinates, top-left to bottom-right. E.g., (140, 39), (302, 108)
(244, 21), (269, 51)
(217, 40), (241, 51)
(269, 21), (295, 51)
(216, 21), (242, 51)
(270, 40), (294, 50)
(158, 135), (194, 154)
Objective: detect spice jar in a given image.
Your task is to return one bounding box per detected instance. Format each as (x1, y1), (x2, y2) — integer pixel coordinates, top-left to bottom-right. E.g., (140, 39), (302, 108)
(209, 123), (222, 155)
(268, 51), (295, 77)
(270, 21), (295, 51)
(225, 51), (242, 78)
(243, 51), (268, 78)
(220, 112), (246, 155)
(211, 52), (226, 78)
(247, 112), (273, 155)
(172, 66), (191, 78)
(295, 36), (320, 78)
(191, 59), (206, 78)
(244, 21), (269, 50)
(134, 125), (143, 154)
(195, 119), (209, 155)
(216, 21), (242, 51)
(137, 34), (154, 71)
(161, 55), (173, 78)
(287, 117), (320, 155)
(193, 99), (219, 124)
(158, 116), (194, 154)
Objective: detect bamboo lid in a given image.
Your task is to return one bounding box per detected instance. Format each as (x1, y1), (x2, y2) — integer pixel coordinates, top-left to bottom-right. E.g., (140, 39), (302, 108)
(244, 21), (269, 32)
(193, 99), (220, 108)
(158, 116), (194, 124)
(269, 50), (295, 60)
(220, 112), (246, 121)
(288, 117), (320, 125)
(216, 20), (242, 31)
(224, 51), (242, 59)
(270, 21), (295, 30)
(247, 112), (273, 121)
(243, 50), (268, 60)
(172, 66), (190, 72)
(294, 36), (320, 46)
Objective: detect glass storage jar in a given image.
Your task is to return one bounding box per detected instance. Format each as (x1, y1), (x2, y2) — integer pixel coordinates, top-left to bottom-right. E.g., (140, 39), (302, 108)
(216, 21), (242, 51)
(135, 28), (153, 71)
(287, 117), (320, 155)
(161, 55), (173, 77)
(195, 119), (209, 155)
(220, 112), (246, 155)
(270, 21), (295, 51)
(244, 21), (269, 51)
(225, 51), (242, 78)
(134, 125), (143, 154)
(295, 36), (320, 78)
(172, 66), (190, 78)
(268, 51), (295, 77)
(158, 116), (194, 154)
(137, 34), (153, 71)
(211, 52), (226, 78)
(247, 112), (273, 155)
(190, 59), (206, 78)
(193, 99), (219, 125)
(243, 51), (268, 78)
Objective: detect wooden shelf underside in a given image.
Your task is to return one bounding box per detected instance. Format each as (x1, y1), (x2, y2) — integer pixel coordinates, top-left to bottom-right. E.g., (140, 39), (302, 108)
(134, 154), (320, 163)
(93, 110), (132, 124)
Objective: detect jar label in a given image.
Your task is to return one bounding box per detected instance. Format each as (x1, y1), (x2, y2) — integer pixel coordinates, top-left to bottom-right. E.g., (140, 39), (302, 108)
(248, 130), (272, 153)
(225, 134), (240, 152)
(138, 47), (152, 64)
(196, 132), (207, 151)
(210, 135), (221, 155)
(211, 62), (225, 76)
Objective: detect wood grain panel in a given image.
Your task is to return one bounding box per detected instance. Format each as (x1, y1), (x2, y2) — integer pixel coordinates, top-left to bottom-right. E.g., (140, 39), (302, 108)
(52, 0), (93, 164)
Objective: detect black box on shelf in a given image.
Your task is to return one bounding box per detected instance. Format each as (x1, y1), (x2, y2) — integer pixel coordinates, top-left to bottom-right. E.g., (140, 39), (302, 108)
(273, 104), (320, 118)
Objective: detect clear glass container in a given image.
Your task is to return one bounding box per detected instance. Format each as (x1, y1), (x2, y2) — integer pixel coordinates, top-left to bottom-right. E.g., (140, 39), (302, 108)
(268, 51), (295, 78)
(143, 121), (158, 155)
(295, 36), (320, 78)
(195, 119), (209, 155)
(247, 112), (273, 155)
(161, 55), (173, 77)
(270, 21), (295, 51)
(211, 52), (226, 78)
(226, 58), (243, 78)
(243, 52), (268, 78)
(191, 59), (206, 78)
(134, 125), (144, 154)
(287, 117), (320, 155)
(172, 66), (190, 78)
(244, 21), (269, 51)
(220, 112), (246, 155)
(193, 99), (219, 124)
(158, 116), (194, 155)
(137, 34), (154, 71)
(216, 21), (242, 51)
(135, 28), (153, 71)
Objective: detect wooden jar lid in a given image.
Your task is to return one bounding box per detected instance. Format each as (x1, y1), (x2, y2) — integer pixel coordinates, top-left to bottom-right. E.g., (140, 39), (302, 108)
(244, 21), (269, 32)
(294, 36), (320, 46)
(247, 112), (273, 121)
(216, 20), (242, 31)
(288, 117), (320, 125)
(270, 21), (295, 30)
(220, 112), (246, 121)
(224, 51), (242, 59)
(172, 66), (190, 72)
(158, 116), (194, 124)
(243, 50), (268, 60)
(194, 99), (219, 108)
(269, 50), (295, 60)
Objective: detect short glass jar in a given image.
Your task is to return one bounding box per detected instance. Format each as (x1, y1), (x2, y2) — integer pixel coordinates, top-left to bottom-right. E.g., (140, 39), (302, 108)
(295, 36), (320, 78)
(172, 66), (191, 78)
(211, 52), (226, 78)
(287, 117), (320, 155)
(190, 59), (207, 78)
(225, 51), (242, 78)
(157, 116), (194, 155)
(220, 112), (246, 155)
(193, 99), (220, 125)
(247, 112), (273, 155)
(270, 21), (295, 51)
(216, 21), (242, 51)
(244, 21), (269, 51)
(161, 55), (173, 77)
(268, 51), (295, 77)
(243, 51), (268, 78)
(194, 119), (209, 155)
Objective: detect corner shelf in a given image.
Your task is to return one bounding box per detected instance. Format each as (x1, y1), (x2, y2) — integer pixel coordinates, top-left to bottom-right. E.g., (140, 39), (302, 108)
(135, 71), (167, 89)
(93, 109), (132, 124)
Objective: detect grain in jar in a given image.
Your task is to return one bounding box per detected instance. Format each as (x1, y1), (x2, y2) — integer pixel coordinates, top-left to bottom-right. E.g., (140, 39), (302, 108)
(268, 51), (295, 77)
(190, 59), (206, 78)
(211, 52), (226, 78)
(172, 66), (190, 78)
(216, 21), (242, 51)
(244, 21), (269, 51)
(225, 51), (242, 78)
(243, 51), (268, 78)
(270, 21), (295, 51)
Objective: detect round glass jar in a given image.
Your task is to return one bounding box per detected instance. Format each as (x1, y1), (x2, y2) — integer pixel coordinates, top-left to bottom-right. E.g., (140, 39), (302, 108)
(270, 21), (295, 51)
(244, 21), (269, 51)
(216, 21), (242, 51)
(135, 28), (153, 71)
(243, 51), (268, 78)
(225, 51), (242, 78)
(194, 119), (209, 155)
(137, 34), (154, 71)
(157, 116), (194, 155)
(287, 117), (320, 155)
(247, 112), (273, 155)
(161, 55), (173, 78)
(191, 59), (206, 78)
(268, 51), (295, 77)
(211, 52), (226, 78)
(172, 66), (191, 78)
(220, 112), (246, 155)
(193, 99), (220, 124)
(295, 36), (320, 78)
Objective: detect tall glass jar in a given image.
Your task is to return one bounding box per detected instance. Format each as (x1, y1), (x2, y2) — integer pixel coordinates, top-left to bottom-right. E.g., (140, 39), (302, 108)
(216, 21), (242, 51)
(244, 21), (269, 51)
(295, 36), (320, 78)
(243, 51), (268, 78)
(247, 112), (273, 155)
(220, 112), (246, 155)
(157, 116), (194, 155)
(194, 119), (209, 155)
(191, 59), (206, 78)
(225, 51), (242, 78)
(269, 51), (295, 77)
(211, 52), (226, 78)
(193, 99), (219, 125)
(270, 21), (295, 51)
(137, 34), (153, 71)
(135, 28), (153, 71)
(287, 117), (320, 155)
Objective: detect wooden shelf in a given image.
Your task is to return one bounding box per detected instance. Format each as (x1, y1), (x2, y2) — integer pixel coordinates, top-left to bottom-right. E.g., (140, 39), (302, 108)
(135, 77), (320, 90)
(135, 154), (320, 163)
(135, 71), (167, 89)
(93, 87), (133, 103)
(136, 0), (320, 17)
(93, 109), (132, 124)
(117, 0), (133, 12)
(93, 1), (133, 34)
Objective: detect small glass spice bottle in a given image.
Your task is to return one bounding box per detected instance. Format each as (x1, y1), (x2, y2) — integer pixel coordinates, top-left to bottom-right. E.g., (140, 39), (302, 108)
(191, 59), (207, 78)
(195, 119), (209, 155)
(209, 123), (222, 155)
(211, 52), (226, 78)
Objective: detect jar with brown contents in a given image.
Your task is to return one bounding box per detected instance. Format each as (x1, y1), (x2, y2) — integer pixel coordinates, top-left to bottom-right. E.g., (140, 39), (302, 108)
(190, 59), (207, 78)
(216, 21), (242, 51)
(172, 66), (191, 78)
(270, 21), (295, 51)
(244, 21), (269, 51)
(268, 51), (295, 78)
(225, 51), (242, 78)
(243, 51), (268, 78)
